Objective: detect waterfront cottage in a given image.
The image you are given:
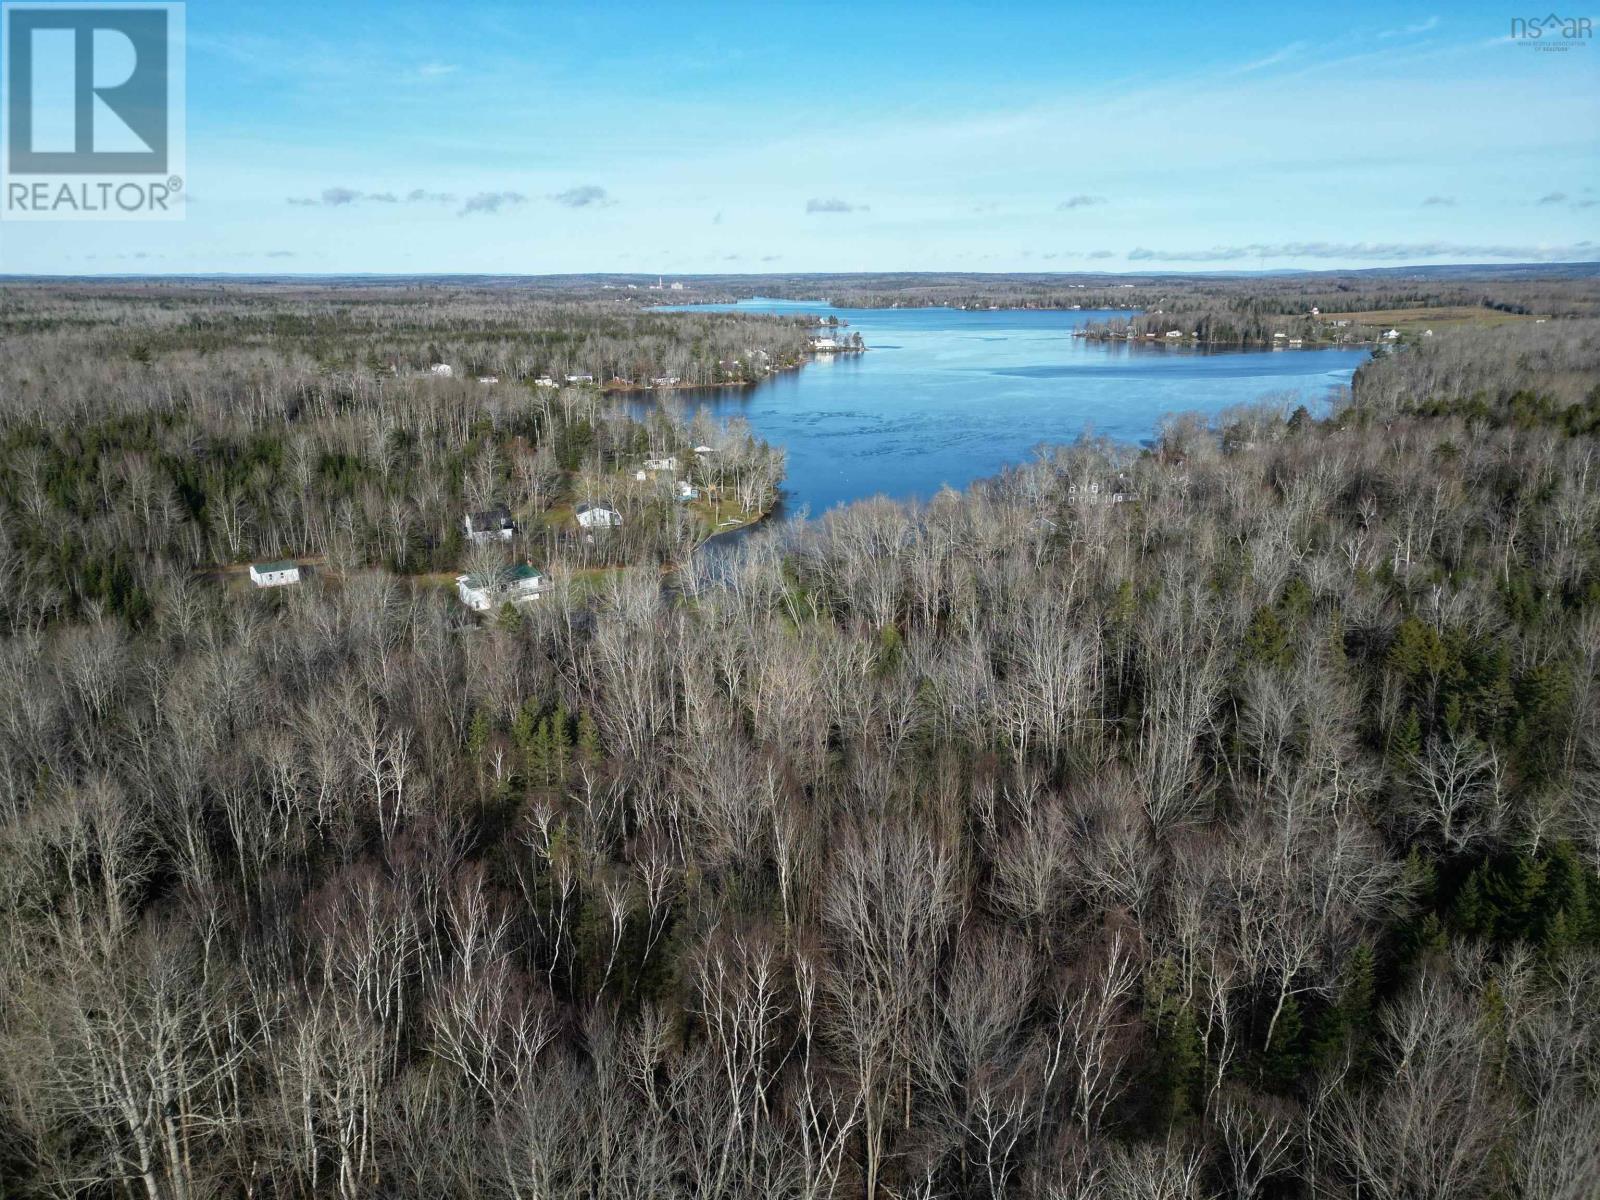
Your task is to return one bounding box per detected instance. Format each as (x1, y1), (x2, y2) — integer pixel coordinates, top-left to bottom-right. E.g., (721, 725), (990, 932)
(249, 560), (301, 588)
(464, 505), (515, 544)
(456, 563), (544, 612)
(1066, 474), (1137, 506)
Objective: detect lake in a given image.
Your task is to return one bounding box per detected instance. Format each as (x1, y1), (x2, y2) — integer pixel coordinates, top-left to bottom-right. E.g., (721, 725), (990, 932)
(654, 300), (1367, 517)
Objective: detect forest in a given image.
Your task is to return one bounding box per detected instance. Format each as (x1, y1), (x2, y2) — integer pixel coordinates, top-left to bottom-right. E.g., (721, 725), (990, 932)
(0, 282), (1598, 1199)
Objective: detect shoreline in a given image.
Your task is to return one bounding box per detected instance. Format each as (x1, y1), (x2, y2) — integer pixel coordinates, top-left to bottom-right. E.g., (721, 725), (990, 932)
(601, 347), (865, 397)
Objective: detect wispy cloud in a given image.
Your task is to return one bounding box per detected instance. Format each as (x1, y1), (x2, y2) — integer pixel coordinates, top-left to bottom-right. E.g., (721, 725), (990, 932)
(806, 197), (867, 214)
(1086, 250), (1116, 259)
(1058, 194), (1107, 210)
(550, 185), (614, 208)
(289, 186), (449, 207)
(1421, 195), (1455, 206)
(1379, 15), (1440, 39)
(460, 191), (527, 216)
(416, 62), (458, 78)
(1228, 41), (1307, 74)
(1127, 239), (1597, 263)
(288, 186), (361, 207)
(265, 250), (296, 258)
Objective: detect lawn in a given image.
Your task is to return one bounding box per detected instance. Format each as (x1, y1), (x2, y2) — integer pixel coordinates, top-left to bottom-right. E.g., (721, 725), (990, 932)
(1318, 306), (1542, 332)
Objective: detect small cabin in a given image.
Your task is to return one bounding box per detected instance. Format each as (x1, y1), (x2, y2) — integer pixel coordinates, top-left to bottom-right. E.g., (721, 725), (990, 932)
(566, 373), (594, 383)
(676, 480), (699, 502)
(456, 563), (544, 612)
(642, 456), (678, 473)
(575, 503), (621, 529)
(464, 505), (514, 544)
(249, 560), (301, 588)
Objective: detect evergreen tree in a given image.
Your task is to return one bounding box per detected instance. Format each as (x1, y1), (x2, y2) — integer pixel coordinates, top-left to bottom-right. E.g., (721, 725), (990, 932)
(576, 710), (601, 762)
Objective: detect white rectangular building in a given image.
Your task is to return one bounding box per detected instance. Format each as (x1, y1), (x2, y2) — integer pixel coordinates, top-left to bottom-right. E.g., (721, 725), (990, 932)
(249, 561), (301, 588)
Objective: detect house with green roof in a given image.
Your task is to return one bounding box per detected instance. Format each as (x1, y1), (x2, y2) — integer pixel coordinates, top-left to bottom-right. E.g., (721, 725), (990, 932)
(456, 562), (544, 611)
(249, 560), (301, 588)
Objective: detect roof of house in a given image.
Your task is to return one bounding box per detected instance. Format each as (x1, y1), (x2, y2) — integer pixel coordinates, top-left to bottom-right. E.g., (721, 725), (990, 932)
(467, 505), (512, 528)
(251, 560), (297, 573)
(575, 502), (614, 514)
(460, 563), (543, 590)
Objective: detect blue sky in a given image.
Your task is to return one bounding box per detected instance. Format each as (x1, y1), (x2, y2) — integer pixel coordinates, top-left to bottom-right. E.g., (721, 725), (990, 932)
(3, 0), (1597, 274)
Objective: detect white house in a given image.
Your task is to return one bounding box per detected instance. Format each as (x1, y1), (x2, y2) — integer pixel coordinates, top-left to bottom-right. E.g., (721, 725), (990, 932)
(642, 456), (678, 472)
(1164, 330), (1183, 339)
(534, 376), (557, 388)
(810, 337), (840, 352)
(430, 363), (454, 378)
(464, 505), (515, 544)
(249, 560), (301, 588)
(565, 373), (594, 383)
(1067, 474), (1137, 506)
(1383, 329), (1401, 341)
(676, 480), (699, 502)
(669, 282), (685, 291)
(693, 444), (716, 455)
(456, 563), (544, 612)
(575, 502), (622, 529)
(477, 375), (499, 384)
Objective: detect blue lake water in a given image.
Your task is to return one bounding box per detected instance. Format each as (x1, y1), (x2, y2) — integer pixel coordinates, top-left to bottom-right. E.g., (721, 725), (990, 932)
(655, 300), (1367, 517)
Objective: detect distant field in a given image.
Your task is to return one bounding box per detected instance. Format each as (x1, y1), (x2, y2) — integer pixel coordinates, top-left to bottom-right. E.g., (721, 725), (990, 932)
(1319, 305), (1540, 330)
